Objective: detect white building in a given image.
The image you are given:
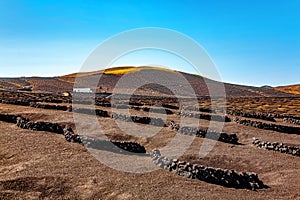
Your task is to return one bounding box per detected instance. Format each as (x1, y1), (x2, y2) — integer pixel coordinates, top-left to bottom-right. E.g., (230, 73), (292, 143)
(73, 88), (92, 93)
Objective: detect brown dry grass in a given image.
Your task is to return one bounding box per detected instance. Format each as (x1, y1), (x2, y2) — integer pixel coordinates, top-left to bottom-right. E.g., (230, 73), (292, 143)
(275, 84), (300, 95)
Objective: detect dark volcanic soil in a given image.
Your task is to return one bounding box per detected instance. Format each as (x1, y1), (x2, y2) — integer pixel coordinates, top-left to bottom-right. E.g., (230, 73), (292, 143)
(0, 94), (300, 199)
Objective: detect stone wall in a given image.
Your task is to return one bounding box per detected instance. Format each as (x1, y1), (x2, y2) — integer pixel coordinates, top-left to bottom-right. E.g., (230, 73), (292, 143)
(151, 149), (267, 190)
(252, 138), (300, 157)
(131, 106), (173, 115)
(29, 102), (69, 111)
(1, 100), (30, 106)
(233, 117), (300, 135)
(169, 121), (239, 144)
(81, 136), (146, 154)
(161, 104), (179, 110)
(0, 113), (20, 123)
(228, 110), (276, 122)
(16, 116), (64, 134)
(283, 117), (300, 126)
(72, 107), (110, 117)
(178, 111), (231, 122)
(64, 126), (146, 153)
(63, 126), (82, 144)
(112, 113), (165, 127)
(180, 105), (214, 113)
(0, 113), (146, 153)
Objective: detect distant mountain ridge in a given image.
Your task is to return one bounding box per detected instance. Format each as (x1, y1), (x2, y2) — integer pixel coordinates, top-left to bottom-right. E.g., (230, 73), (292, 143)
(0, 66), (298, 97)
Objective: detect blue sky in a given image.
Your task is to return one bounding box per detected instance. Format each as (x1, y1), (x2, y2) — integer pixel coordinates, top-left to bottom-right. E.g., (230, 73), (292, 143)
(0, 0), (299, 86)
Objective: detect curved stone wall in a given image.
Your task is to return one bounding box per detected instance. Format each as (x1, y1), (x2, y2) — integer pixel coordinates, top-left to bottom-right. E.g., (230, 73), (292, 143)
(0, 113), (20, 123)
(151, 149), (267, 190)
(283, 117), (300, 126)
(252, 138), (300, 157)
(112, 113), (165, 127)
(228, 110), (276, 122)
(169, 121), (239, 144)
(16, 116), (64, 134)
(178, 111), (231, 122)
(233, 117), (300, 135)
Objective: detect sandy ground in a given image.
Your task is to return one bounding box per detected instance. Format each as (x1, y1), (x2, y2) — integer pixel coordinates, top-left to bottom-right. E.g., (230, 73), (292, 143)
(0, 100), (300, 199)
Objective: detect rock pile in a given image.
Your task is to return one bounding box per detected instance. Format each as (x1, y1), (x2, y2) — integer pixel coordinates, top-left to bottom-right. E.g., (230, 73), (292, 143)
(252, 138), (300, 157)
(151, 149), (267, 190)
(233, 117), (300, 135)
(169, 121), (239, 144)
(228, 110), (276, 122)
(179, 111), (231, 122)
(112, 113), (165, 127)
(283, 117), (300, 126)
(16, 116), (64, 134)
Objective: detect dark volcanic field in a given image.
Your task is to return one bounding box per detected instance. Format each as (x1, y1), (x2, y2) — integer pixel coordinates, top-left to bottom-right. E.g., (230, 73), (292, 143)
(0, 91), (299, 199)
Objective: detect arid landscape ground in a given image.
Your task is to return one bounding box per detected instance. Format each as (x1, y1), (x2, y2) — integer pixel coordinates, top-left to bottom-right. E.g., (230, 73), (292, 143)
(0, 67), (299, 199)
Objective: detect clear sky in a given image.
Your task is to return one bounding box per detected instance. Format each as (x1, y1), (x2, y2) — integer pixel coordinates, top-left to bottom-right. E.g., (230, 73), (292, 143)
(0, 0), (299, 86)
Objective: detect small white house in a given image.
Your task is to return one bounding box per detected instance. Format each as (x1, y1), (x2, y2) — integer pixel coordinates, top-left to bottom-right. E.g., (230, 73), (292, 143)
(73, 88), (92, 93)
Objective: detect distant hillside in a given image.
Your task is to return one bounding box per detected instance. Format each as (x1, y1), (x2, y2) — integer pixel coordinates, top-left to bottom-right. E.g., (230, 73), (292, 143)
(275, 84), (300, 95)
(0, 66), (297, 97)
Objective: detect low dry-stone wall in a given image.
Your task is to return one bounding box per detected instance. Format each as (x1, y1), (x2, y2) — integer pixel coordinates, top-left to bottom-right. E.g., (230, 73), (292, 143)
(179, 111), (231, 122)
(63, 126), (146, 153)
(1, 100), (30, 106)
(2, 100), (110, 118)
(151, 149), (267, 190)
(233, 117), (300, 135)
(112, 104), (129, 109)
(63, 126), (82, 144)
(29, 102), (69, 111)
(131, 106), (173, 115)
(0, 113), (20, 123)
(169, 121), (239, 144)
(0, 113), (146, 153)
(72, 108), (110, 117)
(81, 136), (146, 154)
(112, 113), (165, 127)
(161, 104), (179, 110)
(0, 113), (64, 135)
(252, 138), (300, 157)
(1, 100), (71, 111)
(180, 106), (214, 113)
(96, 101), (112, 107)
(16, 116), (64, 134)
(283, 117), (300, 126)
(228, 110), (276, 122)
